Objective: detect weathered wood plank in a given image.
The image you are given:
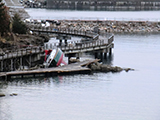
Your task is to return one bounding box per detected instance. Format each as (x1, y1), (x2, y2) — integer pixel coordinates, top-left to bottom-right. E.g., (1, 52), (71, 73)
(0, 60), (98, 80)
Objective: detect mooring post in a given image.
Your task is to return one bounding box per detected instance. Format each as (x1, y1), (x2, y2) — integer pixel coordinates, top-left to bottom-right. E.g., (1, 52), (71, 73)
(95, 52), (98, 59)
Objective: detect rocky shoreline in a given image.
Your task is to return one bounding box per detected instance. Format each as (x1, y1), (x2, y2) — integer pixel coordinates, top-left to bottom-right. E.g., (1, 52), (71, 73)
(88, 61), (134, 73)
(58, 20), (160, 34)
(7, 6), (160, 34)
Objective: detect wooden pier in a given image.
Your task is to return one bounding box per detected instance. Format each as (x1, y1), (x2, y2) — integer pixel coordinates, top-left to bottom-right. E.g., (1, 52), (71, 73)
(0, 46), (44, 72)
(0, 26), (114, 74)
(0, 59), (99, 80)
(31, 26), (114, 62)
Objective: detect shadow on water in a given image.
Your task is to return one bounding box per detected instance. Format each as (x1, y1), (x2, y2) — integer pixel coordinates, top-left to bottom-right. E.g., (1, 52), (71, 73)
(0, 75), (90, 89)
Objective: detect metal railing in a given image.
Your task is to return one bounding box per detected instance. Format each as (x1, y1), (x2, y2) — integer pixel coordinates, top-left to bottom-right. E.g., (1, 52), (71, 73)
(0, 46), (44, 60)
(30, 26), (99, 39)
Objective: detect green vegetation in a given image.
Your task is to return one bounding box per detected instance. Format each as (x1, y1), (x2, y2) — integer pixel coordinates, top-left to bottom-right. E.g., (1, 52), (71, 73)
(0, 0), (10, 36)
(12, 13), (28, 34)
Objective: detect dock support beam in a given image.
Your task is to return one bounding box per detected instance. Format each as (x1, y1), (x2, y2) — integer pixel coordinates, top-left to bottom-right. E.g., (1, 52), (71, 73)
(1, 61), (3, 72)
(104, 52), (107, 59)
(59, 39), (62, 46)
(11, 59), (13, 71)
(109, 48), (112, 55)
(65, 39), (67, 46)
(100, 52), (103, 60)
(68, 56), (71, 64)
(95, 52), (98, 59)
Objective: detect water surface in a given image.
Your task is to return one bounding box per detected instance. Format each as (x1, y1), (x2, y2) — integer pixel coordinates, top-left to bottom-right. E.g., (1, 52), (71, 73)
(0, 33), (160, 120)
(1, 10), (160, 120)
(25, 8), (160, 21)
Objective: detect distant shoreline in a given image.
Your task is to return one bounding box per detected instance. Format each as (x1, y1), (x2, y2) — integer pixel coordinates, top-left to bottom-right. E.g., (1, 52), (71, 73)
(27, 18), (160, 34)
(3, 0), (160, 34)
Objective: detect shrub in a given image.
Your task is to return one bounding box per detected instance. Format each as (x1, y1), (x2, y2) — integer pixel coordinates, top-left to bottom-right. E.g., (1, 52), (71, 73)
(12, 13), (28, 34)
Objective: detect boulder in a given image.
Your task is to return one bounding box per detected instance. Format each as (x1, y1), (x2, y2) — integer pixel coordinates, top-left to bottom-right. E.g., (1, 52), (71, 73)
(0, 93), (5, 97)
(89, 62), (134, 73)
(10, 93), (18, 96)
(69, 58), (80, 63)
(100, 64), (111, 72)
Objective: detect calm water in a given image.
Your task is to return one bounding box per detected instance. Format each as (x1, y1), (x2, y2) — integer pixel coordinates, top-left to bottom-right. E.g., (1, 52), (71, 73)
(25, 8), (160, 21)
(0, 10), (160, 120)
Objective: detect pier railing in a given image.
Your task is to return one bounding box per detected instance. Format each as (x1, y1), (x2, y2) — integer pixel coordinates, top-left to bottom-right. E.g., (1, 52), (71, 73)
(30, 25), (99, 40)
(45, 35), (114, 54)
(0, 25), (113, 59)
(0, 25), (114, 72)
(0, 46), (44, 60)
(29, 25), (114, 54)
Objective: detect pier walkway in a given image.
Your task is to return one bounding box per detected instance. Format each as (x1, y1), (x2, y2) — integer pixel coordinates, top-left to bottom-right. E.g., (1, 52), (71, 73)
(0, 26), (114, 72)
(30, 26), (114, 57)
(0, 46), (44, 72)
(0, 59), (99, 80)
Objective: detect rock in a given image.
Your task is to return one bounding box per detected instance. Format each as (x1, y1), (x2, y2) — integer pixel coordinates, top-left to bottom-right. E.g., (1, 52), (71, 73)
(58, 20), (160, 34)
(89, 62), (133, 73)
(10, 93), (18, 96)
(0, 93), (5, 97)
(124, 68), (134, 72)
(101, 65), (123, 72)
(100, 64), (111, 72)
(110, 66), (123, 72)
(90, 64), (99, 71)
(94, 62), (101, 71)
(69, 58), (80, 63)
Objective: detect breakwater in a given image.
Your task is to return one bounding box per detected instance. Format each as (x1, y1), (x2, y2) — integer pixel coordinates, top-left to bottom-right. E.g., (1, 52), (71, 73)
(58, 20), (160, 33)
(25, 18), (160, 33)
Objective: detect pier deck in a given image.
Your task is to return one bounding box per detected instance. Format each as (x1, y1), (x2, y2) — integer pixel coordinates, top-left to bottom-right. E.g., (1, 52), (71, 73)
(0, 59), (99, 80)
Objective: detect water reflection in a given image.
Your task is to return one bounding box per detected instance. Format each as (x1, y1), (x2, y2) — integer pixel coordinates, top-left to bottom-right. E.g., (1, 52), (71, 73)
(0, 74), (97, 89)
(1, 33), (160, 120)
(102, 54), (114, 65)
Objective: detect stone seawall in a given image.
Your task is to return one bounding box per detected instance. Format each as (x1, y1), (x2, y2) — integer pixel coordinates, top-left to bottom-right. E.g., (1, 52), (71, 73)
(58, 20), (160, 33)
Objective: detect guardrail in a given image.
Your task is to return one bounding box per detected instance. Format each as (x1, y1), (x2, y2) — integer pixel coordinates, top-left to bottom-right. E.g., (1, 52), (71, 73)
(0, 26), (113, 60)
(45, 35), (114, 54)
(29, 25), (114, 54)
(30, 26), (99, 40)
(0, 46), (44, 60)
